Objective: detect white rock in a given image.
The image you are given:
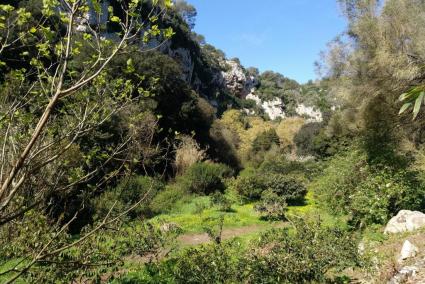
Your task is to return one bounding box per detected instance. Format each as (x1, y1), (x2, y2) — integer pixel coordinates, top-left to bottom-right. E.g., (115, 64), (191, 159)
(295, 104), (323, 122)
(384, 210), (425, 234)
(221, 60), (257, 98)
(358, 241), (365, 255)
(246, 93), (286, 120)
(388, 266), (418, 284)
(399, 240), (418, 262)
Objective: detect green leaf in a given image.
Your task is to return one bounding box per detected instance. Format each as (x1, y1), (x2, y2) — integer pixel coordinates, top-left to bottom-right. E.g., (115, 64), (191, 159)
(413, 91), (425, 119)
(110, 16), (120, 23)
(399, 103), (412, 115)
(399, 93), (408, 102)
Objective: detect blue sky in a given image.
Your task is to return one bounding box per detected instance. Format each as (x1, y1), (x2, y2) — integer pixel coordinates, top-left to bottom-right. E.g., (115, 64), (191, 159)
(188, 0), (347, 83)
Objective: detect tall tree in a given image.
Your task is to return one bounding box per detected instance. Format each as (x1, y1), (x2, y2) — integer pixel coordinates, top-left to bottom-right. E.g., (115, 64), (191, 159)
(0, 0), (173, 281)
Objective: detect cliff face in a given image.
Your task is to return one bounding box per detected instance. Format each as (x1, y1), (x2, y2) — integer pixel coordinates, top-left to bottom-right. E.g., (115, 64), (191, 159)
(76, 1), (325, 121)
(220, 60), (258, 98)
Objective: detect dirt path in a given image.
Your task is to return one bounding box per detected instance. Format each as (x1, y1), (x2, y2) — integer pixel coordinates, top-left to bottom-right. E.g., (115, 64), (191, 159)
(177, 222), (285, 246)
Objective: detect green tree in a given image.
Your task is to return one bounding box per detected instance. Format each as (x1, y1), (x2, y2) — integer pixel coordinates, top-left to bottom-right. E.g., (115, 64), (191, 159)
(0, 0), (173, 281)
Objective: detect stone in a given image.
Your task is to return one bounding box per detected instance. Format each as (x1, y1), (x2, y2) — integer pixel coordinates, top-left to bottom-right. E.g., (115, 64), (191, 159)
(221, 60), (258, 98)
(388, 266), (418, 284)
(295, 104), (323, 122)
(384, 210), (425, 234)
(246, 93), (286, 120)
(399, 240), (419, 262)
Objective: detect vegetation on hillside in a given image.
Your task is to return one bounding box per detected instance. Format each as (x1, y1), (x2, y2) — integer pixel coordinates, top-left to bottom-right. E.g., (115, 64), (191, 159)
(1, 0), (425, 283)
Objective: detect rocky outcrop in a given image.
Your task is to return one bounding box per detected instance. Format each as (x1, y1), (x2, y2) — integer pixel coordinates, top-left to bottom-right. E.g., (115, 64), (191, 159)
(384, 210), (425, 234)
(221, 60), (258, 98)
(295, 104), (323, 123)
(246, 93), (285, 120)
(168, 47), (194, 82)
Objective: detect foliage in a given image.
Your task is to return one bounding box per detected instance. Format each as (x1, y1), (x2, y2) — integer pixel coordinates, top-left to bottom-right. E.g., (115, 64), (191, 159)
(275, 117), (306, 152)
(313, 148), (369, 216)
(0, 210), (173, 283)
(256, 71), (300, 115)
(120, 218), (359, 283)
(149, 185), (190, 215)
(128, 241), (242, 283)
(252, 128), (280, 153)
(211, 191), (232, 212)
(313, 147), (425, 226)
(93, 176), (164, 220)
(173, 135), (206, 176)
(349, 168), (425, 227)
(254, 189), (288, 221)
(234, 169), (306, 205)
(293, 122), (323, 156)
(233, 172), (268, 202)
(263, 174), (307, 205)
(240, 218), (359, 283)
(177, 162), (233, 195)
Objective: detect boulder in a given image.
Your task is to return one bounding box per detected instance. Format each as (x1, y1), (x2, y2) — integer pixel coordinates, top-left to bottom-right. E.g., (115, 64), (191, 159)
(388, 266), (418, 284)
(398, 240), (418, 262)
(384, 210), (425, 234)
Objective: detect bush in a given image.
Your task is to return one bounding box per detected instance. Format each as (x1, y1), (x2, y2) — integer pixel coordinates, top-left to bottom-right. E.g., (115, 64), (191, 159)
(313, 148), (368, 216)
(252, 129), (280, 153)
(149, 185), (189, 215)
(234, 171), (306, 204)
(178, 162), (233, 195)
(123, 218), (359, 283)
(93, 176), (164, 220)
(263, 174), (307, 205)
(211, 191), (232, 212)
(254, 189), (287, 220)
(313, 147), (425, 226)
(349, 168), (425, 227)
(293, 122), (323, 156)
(132, 242), (241, 283)
(234, 173), (267, 202)
(240, 219), (359, 283)
(173, 135), (206, 176)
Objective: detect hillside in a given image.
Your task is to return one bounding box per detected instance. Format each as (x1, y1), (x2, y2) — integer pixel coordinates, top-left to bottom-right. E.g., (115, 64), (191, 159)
(0, 0), (425, 283)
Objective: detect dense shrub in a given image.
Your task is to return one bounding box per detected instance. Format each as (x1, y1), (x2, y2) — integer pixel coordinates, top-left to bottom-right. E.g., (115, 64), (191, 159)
(252, 129), (280, 153)
(263, 174), (306, 205)
(349, 168), (425, 227)
(234, 171), (306, 204)
(211, 191), (232, 212)
(149, 185), (189, 215)
(93, 176), (164, 220)
(313, 147), (425, 226)
(313, 148), (368, 216)
(126, 242), (240, 283)
(120, 219), (358, 283)
(258, 155), (322, 181)
(240, 219), (359, 283)
(254, 189), (288, 220)
(178, 162), (233, 195)
(293, 122), (323, 156)
(233, 173), (268, 202)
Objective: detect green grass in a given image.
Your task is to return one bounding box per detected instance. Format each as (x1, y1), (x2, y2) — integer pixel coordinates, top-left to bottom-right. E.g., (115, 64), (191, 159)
(0, 259), (27, 284)
(287, 189), (350, 229)
(149, 195), (272, 234)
